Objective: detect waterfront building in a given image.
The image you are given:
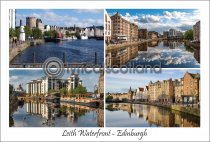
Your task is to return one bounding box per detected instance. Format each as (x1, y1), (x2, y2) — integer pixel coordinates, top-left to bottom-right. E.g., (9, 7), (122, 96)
(148, 79), (174, 103)
(26, 17), (37, 29)
(44, 25), (50, 32)
(26, 73), (82, 96)
(173, 79), (183, 103)
(148, 31), (158, 39)
(50, 25), (57, 31)
(183, 72), (200, 103)
(133, 86), (148, 101)
(107, 87), (134, 101)
(167, 29), (183, 39)
(105, 10), (112, 43)
(67, 73), (82, 92)
(36, 19), (45, 33)
(133, 87), (144, 100)
(98, 70), (104, 99)
(163, 31), (169, 39)
(80, 26), (104, 38)
(138, 29), (148, 40)
(193, 21), (200, 42)
(169, 29), (177, 38)
(9, 9), (16, 29)
(94, 26), (104, 37)
(111, 12), (138, 42)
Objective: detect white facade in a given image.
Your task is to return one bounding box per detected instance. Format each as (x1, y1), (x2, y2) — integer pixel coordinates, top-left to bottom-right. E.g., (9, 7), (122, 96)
(169, 29), (177, 37)
(44, 25), (50, 32)
(105, 10), (112, 40)
(26, 74), (82, 96)
(9, 9), (16, 29)
(19, 25), (25, 41)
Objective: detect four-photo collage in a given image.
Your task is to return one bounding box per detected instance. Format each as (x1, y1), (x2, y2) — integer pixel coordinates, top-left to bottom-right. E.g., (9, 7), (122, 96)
(9, 9), (200, 127)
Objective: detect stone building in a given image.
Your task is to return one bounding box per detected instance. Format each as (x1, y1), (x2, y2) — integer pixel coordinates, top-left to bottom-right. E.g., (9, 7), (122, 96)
(148, 79), (174, 103)
(163, 31), (169, 39)
(173, 79), (183, 103)
(98, 70), (104, 99)
(26, 17), (37, 29)
(36, 19), (45, 32)
(111, 12), (138, 42)
(193, 21), (200, 42)
(183, 72), (200, 103)
(138, 29), (148, 40)
(148, 31), (158, 39)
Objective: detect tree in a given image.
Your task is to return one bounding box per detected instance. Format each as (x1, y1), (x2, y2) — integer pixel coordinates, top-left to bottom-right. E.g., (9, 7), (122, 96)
(106, 95), (113, 102)
(72, 85), (87, 96)
(15, 27), (20, 39)
(24, 26), (32, 38)
(32, 28), (42, 39)
(9, 28), (16, 38)
(65, 31), (70, 37)
(59, 88), (68, 96)
(184, 29), (193, 40)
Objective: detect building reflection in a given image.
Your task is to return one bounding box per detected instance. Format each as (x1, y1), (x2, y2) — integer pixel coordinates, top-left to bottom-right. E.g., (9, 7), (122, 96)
(107, 103), (199, 127)
(148, 41), (159, 47)
(25, 101), (103, 127)
(163, 40), (183, 49)
(106, 40), (200, 67)
(106, 45), (138, 67)
(194, 48), (200, 63)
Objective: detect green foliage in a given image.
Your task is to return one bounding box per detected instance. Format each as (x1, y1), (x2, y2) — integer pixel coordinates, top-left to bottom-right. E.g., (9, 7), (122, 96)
(184, 29), (193, 40)
(75, 32), (80, 38)
(59, 88), (68, 96)
(15, 28), (20, 39)
(65, 31), (70, 37)
(122, 98), (128, 102)
(72, 85), (87, 95)
(32, 28), (42, 39)
(106, 95), (113, 102)
(9, 28), (16, 38)
(44, 30), (57, 38)
(24, 26), (32, 38)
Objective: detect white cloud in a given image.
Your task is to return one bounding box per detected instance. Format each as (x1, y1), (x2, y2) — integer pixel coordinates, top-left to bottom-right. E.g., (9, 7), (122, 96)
(9, 76), (19, 82)
(16, 10), (103, 28)
(75, 9), (103, 14)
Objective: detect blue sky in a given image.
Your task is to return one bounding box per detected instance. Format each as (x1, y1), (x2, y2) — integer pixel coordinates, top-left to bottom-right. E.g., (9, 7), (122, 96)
(9, 69), (100, 92)
(106, 69), (200, 93)
(106, 9), (200, 33)
(16, 9), (104, 28)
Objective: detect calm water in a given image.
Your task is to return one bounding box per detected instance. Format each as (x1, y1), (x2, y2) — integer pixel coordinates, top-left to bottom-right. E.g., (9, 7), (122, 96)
(11, 39), (104, 66)
(10, 101), (104, 127)
(106, 103), (200, 127)
(106, 40), (200, 68)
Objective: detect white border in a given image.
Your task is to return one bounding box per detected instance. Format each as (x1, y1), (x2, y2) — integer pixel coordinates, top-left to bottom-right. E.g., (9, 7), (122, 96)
(1, 1), (209, 141)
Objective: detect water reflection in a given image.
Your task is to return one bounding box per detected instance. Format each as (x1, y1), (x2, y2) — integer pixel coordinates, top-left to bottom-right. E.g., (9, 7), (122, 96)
(11, 101), (104, 127)
(11, 39), (104, 66)
(106, 40), (200, 68)
(106, 103), (200, 127)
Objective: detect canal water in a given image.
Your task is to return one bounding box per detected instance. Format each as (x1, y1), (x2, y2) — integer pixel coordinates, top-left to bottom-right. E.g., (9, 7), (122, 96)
(106, 40), (200, 68)
(106, 103), (200, 127)
(11, 39), (104, 66)
(10, 101), (104, 127)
